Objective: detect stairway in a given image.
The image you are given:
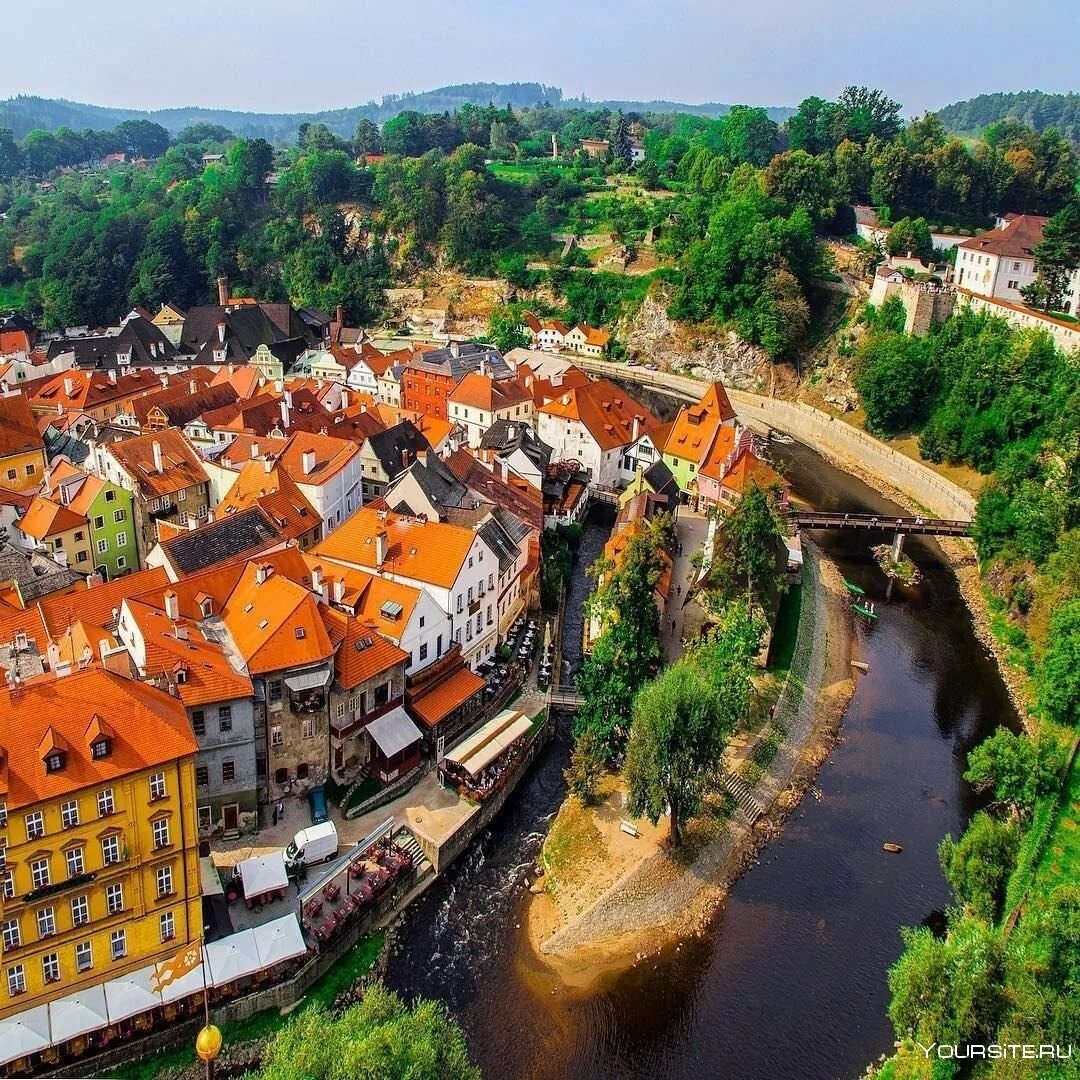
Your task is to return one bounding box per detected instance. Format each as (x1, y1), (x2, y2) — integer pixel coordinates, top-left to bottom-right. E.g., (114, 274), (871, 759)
(722, 771), (765, 824)
(394, 828), (428, 873)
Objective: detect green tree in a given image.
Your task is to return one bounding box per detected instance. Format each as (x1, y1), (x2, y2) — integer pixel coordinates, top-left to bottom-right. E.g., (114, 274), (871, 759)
(353, 119), (384, 156)
(764, 150), (836, 222)
(565, 727), (606, 805)
(787, 96), (840, 155)
(0, 128), (21, 180)
(1023, 196), (1080, 312)
(886, 216), (934, 261)
(608, 111), (632, 169)
(938, 811), (1019, 922)
(707, 482), (785, 602)
(253, 985), (479, 1080)
(486, 305), (529, 352)
(1039, 599), (1080, 727)
(855, 333), (933, 435)
(113, 119), (170, 159)
(964, 728), (1064, 816)
(625, 661), (729, 845)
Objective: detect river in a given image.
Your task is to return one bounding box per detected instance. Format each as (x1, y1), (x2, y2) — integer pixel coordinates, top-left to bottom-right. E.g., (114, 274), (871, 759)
(383, 440), (1018, 1080)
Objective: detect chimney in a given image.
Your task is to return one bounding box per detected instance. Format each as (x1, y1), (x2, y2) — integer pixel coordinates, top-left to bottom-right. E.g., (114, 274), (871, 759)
(479, 355), (487, 378)
(335, 303), (344, 327)
(255, 563), (271, 585)
(302, 449), (316, 475)
(216, 321), (226, 344)
(561, 393), (570, 406)
(164, 590), (179, 621)
(280, 398), (290, 428)
(108, 369), (117, 384)
(632, 415), (641, 442)
(250, 441), (260, 459)
(333, 577), (346, 603)
(507, 424), (515, 441)
(374, 529), (388, 566)
(217, 276), (229, 306)
(340, 389), (348, 409)
(64, 376), (74, 396)
(311, 564), (322, 594)
(187, 518), (197, 531)
(189, 379), (197, 395)
(152, 440), (164, 473)
(449, 340), (460, 359)
(264, 457), (273, 474)
(274, 379), (284, 393)
(416, 449), (428, 467)
(159, 373), (169, 389)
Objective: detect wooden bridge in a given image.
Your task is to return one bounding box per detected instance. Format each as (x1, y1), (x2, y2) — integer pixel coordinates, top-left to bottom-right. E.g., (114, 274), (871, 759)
(789, 511), (972, 537)
(548, 686), (585, 710)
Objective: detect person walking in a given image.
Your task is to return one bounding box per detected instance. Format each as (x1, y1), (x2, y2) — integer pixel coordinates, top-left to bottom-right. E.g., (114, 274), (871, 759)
(272, 802), (279, 826)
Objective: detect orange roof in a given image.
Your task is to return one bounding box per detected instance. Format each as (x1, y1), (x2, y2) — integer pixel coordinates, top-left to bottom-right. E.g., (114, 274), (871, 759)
(218, 460), (319, 543)
(0, 667), (197, 809)
(211, 364), (264, 398)
(0, 329), (32, 355)
(571, 324), (611, 347)
(540, 378), (657, 451)
(697, 425), (738, 481)
(719, 448), (783, 495)
(274, 430), (359, 487)
(108, 428), (208, 498)
(320, 606), (408, 689)
(214, 434), (289, 471)
(312, 507), (477, 590)
(49, 617), (119, 669)
(0, 392), (44, 459)
(519, 365), (591, 408)
(449, 371), (531, 412)
(302, 557), (421, 641)
(25, 368), (162, 413)
(407, 664), (485, 728)
(662, 382), (737, 464)
(124, 600), (253, 707)
(38, 566), (170, 638)
(220, 563), (334, 674)
(15, 495), (86, 541)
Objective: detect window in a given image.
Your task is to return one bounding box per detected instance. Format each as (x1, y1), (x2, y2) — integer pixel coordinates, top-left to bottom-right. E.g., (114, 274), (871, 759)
(335, 700), (346, 720)
(296, 762), (309, 780)
(419, 616), (425, 628)
(2, 870), (12, 900)
(60, 800), (79, 828)
(90, 738), (110, 760)
(178, 511), (189, 526)
(74, 531), (84, 542)
(195, 765), (209, 787)
(97, 538), (109, 554)
(160, 911), (175, 943)
(2, 919), (20, 950)
(106, 883), (124, 914)
(0, 802), (6, 827)
(218, 705), (232, 732)
(75, 941), (93, 972)
(24, 811), (44, 841)
(269, 679), (282, 703)
(110, 929), (127, 960)
(25, 463), (35, 477)
(45, 752), (64, 773)
(222, 760), (235, 783)
(98, 788), (115, 816)
(156, 865), (173, 897)
(113, 507), (125, 522)
(94, 515), (104, 529)
(101, 834), (121, 865)
(77, 550), (89, 563)
(152, 819), (170, 849)
(178, 488), (186, 502)
(117, 556), (127, 570)
(36, 907), (56, 939)
(301, 717), (314, 739)
(115, 531), (127, 547)
(65, 847), (85, 878)
(488, 573), (495, 590)
(149, 772), (167, 800)
(192, 710), (206, 737)
(270, 725), (283, 747)
(374, 683), (389, 707)
(5, 469), (14, 481)
(419, 642), (429, 662)
(7, 964), (25, 997)
(42, 953), (60, 984)
(30, 858), (50, 889)
(71, 895), (89, 927)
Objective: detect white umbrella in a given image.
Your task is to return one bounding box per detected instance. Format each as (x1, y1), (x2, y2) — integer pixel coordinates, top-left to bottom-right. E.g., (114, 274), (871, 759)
(49, 983), (108, 1042)
(0, 1004), (51, 1065)
(205, 929), (262, 987)
(104, 965), (164, 1024)
(253, 914), (308, 968)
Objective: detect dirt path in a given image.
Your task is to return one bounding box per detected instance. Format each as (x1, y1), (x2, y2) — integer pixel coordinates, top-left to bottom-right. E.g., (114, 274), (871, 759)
(526, 541), (854, 979)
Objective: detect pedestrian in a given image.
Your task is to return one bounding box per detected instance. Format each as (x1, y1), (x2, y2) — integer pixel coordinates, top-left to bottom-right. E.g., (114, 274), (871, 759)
(272, 803), (279, 826)
(671, 619), (676, 632)
(677, 584), (681, 597)
(277, 798), (285, 821)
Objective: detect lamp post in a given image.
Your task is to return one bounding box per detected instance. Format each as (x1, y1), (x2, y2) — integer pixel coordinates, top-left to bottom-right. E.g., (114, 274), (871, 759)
(195, 1023), (222, 1080)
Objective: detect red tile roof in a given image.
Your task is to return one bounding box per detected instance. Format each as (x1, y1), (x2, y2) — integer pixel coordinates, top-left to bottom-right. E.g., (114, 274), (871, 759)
(540, 378), (657, 451)
(0, 393), (44, 459)
(108, 429), (208, 499)
(407, 664), (485, 728)
(320, 606), (408, 689)
(957, 214), (1048, 259)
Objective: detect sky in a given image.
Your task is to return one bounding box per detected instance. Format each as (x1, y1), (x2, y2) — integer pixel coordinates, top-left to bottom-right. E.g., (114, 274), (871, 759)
(3, 0), (1077, 117)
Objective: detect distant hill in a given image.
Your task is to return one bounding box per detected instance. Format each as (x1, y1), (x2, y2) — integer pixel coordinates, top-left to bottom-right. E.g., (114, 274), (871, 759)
(936, 90), (1080, 144)
(0, 84), (794, 143)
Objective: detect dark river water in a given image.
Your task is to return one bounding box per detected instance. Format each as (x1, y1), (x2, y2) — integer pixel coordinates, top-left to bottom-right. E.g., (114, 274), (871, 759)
(384, 439), (1018, 1080)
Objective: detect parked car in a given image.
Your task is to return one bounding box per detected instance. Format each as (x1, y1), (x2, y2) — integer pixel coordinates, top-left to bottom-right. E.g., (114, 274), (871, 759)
(283, 821), (339, 869)
(308, 784), (329, 825)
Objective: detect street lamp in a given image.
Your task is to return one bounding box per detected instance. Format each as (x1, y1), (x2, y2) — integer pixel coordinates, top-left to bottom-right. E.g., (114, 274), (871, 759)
(195, 1023), (223, 1080)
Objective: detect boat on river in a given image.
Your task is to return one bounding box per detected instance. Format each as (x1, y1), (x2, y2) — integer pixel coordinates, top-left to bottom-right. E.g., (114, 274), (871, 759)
(843, 578), (865, 596)
(882, 843), (903, 854)
(853, 601), (878, 620)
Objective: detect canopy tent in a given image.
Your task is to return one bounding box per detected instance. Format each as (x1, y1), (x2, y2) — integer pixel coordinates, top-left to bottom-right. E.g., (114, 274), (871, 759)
(284, 667), (332, 692)
(206, 929), (262, 987)
(158, 957), (208, 1004)
(49, 983), (109, 1043)
(237, 854), (288, 897)
(0, 1004), (52, 1066)
(104, 965), (164, 1024)
(445, 709), (533, 777)
(366, 705), (423, 759)
(252, 914), (308, 969)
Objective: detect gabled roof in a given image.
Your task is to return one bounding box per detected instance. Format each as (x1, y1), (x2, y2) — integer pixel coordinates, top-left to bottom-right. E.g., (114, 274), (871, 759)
(37, 567), (170, 638)
(697, 425), (738, 482)
(568, 323), (611, 347)
(302, 558), (422, 644)
(319, 606), (409, 690)
(449, 371), (532, 412)
(662, 382), (737, 464)
(107, 429), (207, 499)
(312, 507), (479, 590)
(719, 448), (783, 496)
(405, 342), (512, 382)
(407, 659), (485, 729)
(0, 392), (44, 458)
(0, 541), (84, 607)
(135, 381), (238, 430)
(47, 315), (177, 370)
(957, 214), (1048, 259)
(444, 449), (543, 532)
(0, 668), (197, 810)
(217, 461), (320, 543)
(15, 495), (86, 541)
(158, 507), (283, 576)
(390, 454), (470, 513)
(365, 421), (433, 480)
(539, 378), (657, 451)
(274, 430), (359, 488)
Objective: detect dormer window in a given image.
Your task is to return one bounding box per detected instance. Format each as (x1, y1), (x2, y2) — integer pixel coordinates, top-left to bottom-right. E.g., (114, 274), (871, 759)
(46, 752), (65, 773)
(91, 739), (110, 760)
(200, 598), (213, 618)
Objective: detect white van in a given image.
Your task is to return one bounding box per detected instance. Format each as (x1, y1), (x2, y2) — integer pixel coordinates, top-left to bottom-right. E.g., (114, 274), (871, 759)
(283, 821), (339, 868)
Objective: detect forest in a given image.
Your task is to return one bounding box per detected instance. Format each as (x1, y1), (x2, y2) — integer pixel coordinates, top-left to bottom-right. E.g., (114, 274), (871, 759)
(936, 90), (1080, 146)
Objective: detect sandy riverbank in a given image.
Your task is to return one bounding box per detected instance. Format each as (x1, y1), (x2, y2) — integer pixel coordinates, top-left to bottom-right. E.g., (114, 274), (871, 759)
(522, 542), (856, 988)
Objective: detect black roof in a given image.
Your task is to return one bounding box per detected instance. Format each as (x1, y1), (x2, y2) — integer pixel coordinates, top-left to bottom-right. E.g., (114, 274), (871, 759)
(479, 420), (552, 471)
(477, 516), (520, 575)
(407, 341), (512, 381)
(394, 456), (470, 512)
(643, 459), (679, 502)
(49, 316), (177, 370)
(0, 542), (83, 604)
(366, 421), (433, 481)
(180, 303), (320, 358)
(161, 507), (279, 576)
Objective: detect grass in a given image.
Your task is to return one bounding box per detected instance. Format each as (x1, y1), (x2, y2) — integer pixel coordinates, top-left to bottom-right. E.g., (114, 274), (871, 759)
(0, 282), (26, 310)
(486, 161), (575, 184)
(541, 790), (605, 895)
(1029, 753), (1080, 907)
(768, 584), (802, 674)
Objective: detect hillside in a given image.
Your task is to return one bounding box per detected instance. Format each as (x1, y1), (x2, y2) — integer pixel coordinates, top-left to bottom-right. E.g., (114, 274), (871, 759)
(0, 85), (793, 143)
(937, 90), (1080, 144)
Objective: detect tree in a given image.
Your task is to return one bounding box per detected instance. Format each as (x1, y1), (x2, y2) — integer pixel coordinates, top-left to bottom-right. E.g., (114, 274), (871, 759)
(855, 333), (934, 436)
(565, 727), (606, 805)
(886, 217), (934, 261)
(938, 811), (1019, 922)
(707, 482), (785, 602)
(113, 119), (170, 159)
(608, 111), (632, 170)
(964, 728), (1064, 817)
(764, 150), (836, 222)
(832, 86), (903, 144)
(486, 305), (529, 352)
(1039, 598), (1080, 727)
(624, 661), (728, 845)
(353, 119), (384, 156)
(253, 986), (479, 1080)
(1023, 196), (1080, 312)
(787, 96), (840, 155)
(0, 128), (21, 181)
(175, 123), (234, 145)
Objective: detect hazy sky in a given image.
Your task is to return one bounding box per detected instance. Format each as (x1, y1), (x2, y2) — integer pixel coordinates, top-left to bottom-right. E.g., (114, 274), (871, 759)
(3, 0), (1077, 116)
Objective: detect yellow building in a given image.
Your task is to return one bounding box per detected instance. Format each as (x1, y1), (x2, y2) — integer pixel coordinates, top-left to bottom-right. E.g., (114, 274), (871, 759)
(14, 496), (94, 573)
(0, 668), (201, 1025)
(0, 393), (47, 494)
